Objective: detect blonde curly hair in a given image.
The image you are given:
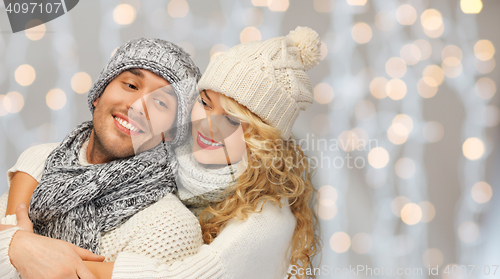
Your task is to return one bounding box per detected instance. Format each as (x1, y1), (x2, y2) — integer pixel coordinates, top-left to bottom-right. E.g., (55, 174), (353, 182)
(199, 94), (321, 278)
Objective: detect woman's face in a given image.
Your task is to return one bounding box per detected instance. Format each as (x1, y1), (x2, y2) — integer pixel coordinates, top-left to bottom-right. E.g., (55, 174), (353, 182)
(190, 90), (247, 166)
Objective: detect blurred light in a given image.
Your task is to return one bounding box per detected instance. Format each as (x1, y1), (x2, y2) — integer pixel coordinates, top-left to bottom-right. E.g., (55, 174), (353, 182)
(385, 57), (407, 79)
(393, 114), (413, 134)
(370, 77), (388, 99)
(352, 233), (372, 254)
(401, 203), (422, 225)
(318, 185), (338, 206)
(242, 8), (264, 26)
(110, 47), (118, 58)
(475, 78), (496, 99)
(351, 22), (372, 44)
(471, 181), (493, 204)
(177, 41), (195, 58)
(25, 21), (46, 41)
(314, 83), (334, 104)
(424, 121), (444, 143)
(0, 95), (8, 116)
(461, 0), (483, 14)
(210, 44), (229, 60)
(368, 147), (390, 169)
(355, 100), (375, 121)
(375, 11), (396, 31)
(168, 0), (189, 18)
(252, 0), (268, 6)
(365, 168), (387, 189)
(46, 88), (67, 110)
(421, 9), (444, 38)
(317, 203), (337, 220)
(391, 196), (410, 217)
(347, 0), (367, 6)
(268, 0), (289, 12)
(320, 41), (328, 60)
(394, 234), (414, 256)
(442, 45), (463, 61)
(311, 114), (330, 135)
(388, 124), (408, 145)
(442, 57), (463, 78)
(330, 232), (351, 253)
(15, 64), (36, 86)
(240, 27), (262, 44)
(395, 158), (416, 179)
(5, 92), (24, 113)
(400, 44), (421, 65)
(458, 221), (479, 243)
(475, 57), (496, 74)
(113, 4), (136, 25)
(422, 65), (444, 86)
(482, 105), (500, 127)
(414, 39), (432, 61)
(338, 130), (360, 152)
(396, 4), (417, 25)
(474, 40), (495, 61)
(422, 248), (444, 267)
(386, 79), (407, 100)
(462, 137), (485, 160)
(419, 201), (436, 223)
(314, 0), (334, 12)
(417, 78), (438, 98)
(71, 72), (92, 94)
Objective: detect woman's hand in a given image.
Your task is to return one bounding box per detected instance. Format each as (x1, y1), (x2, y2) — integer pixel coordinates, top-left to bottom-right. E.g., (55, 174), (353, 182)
(3, 204), (105, 279)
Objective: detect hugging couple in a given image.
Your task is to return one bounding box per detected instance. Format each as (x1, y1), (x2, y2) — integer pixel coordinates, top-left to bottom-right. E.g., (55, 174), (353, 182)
(0, 26), (321, 279)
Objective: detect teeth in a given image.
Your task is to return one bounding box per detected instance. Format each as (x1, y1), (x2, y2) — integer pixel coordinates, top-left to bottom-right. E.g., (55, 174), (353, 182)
(114, 116), (140, 132)
(199, 134), (223, 147)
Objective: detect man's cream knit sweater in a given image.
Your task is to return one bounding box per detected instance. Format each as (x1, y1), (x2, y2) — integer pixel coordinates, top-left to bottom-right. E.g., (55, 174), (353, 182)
(0, 143), (296, 278)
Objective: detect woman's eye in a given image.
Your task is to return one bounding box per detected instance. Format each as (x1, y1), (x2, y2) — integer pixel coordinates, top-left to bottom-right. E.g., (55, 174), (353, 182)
(154, 99), (168, 108)
(125, 83), (138, 90)
(197, 98), (210, 109)
(225, 115), (240, 126)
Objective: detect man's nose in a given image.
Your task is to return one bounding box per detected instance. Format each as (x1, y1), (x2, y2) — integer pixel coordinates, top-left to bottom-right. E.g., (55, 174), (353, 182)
(128, 95), (147, 117)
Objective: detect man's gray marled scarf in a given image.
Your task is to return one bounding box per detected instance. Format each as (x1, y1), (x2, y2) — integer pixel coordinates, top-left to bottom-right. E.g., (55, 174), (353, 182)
(29, 121), (177, 254)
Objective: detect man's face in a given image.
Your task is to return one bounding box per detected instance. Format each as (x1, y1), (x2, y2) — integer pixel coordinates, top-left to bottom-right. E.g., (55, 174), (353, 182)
(91, 69), (177, 160)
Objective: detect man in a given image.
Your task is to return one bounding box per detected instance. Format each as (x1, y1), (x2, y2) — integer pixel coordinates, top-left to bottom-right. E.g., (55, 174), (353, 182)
(0, 37), (200, 278)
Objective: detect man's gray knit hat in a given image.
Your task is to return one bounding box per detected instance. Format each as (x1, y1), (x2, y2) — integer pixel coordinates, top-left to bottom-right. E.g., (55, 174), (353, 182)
(87, 37), (201, 146)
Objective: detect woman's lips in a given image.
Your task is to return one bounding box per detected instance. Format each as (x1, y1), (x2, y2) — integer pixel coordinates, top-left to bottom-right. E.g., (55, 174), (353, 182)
(196, 132), (224, 150)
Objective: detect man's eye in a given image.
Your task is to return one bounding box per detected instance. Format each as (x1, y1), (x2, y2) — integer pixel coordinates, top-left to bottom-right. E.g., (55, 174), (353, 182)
(155, 99), (168, 108)
(125, 83), (138, 90)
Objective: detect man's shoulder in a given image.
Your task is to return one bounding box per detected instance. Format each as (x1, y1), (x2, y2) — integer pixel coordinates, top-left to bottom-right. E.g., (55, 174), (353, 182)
(19, 142), (61, 160)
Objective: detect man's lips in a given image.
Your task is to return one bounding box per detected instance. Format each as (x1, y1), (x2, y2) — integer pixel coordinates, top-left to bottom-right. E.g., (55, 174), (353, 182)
(196, 132), (224, 150)
(113, 113), (145, 135)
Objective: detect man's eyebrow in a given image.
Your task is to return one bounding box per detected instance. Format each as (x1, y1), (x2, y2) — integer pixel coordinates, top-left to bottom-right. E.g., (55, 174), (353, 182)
(127, 69), (144, 78)
(202, 90), (212, 102)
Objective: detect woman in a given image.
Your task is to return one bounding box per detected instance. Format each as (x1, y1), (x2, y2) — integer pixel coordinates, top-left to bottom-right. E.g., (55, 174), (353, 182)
(2, 26), (322, 279)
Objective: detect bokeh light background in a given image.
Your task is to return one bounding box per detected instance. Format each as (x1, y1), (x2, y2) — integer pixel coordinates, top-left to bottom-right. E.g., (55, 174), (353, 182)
(0, 0), (499, 278)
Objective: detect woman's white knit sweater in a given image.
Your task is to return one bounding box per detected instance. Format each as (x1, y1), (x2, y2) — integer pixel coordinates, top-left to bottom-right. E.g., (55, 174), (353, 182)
(0, 143), (296, 279)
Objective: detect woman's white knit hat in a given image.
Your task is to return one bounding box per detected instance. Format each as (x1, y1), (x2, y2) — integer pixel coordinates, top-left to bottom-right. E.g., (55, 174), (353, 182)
(198, 26), (322, 139)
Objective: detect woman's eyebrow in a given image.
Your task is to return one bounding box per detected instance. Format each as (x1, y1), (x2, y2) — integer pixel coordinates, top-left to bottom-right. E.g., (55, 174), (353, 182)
(202, 90), (212, 102)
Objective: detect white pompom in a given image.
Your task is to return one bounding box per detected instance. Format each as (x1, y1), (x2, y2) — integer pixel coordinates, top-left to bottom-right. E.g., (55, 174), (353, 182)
(286, 26), (322, 71)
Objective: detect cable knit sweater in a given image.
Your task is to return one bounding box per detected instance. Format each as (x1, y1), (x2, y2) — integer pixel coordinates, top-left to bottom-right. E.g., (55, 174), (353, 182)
(0, 143), (296, 279)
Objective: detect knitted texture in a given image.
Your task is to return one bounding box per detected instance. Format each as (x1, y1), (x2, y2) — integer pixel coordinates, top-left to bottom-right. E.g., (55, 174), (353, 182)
(87, 37), (201, 146)
(198, 26), (321, 139)
(174, 140), (238, 217)
(29, 122), (177, 254)
(1, 144), (203, 265)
